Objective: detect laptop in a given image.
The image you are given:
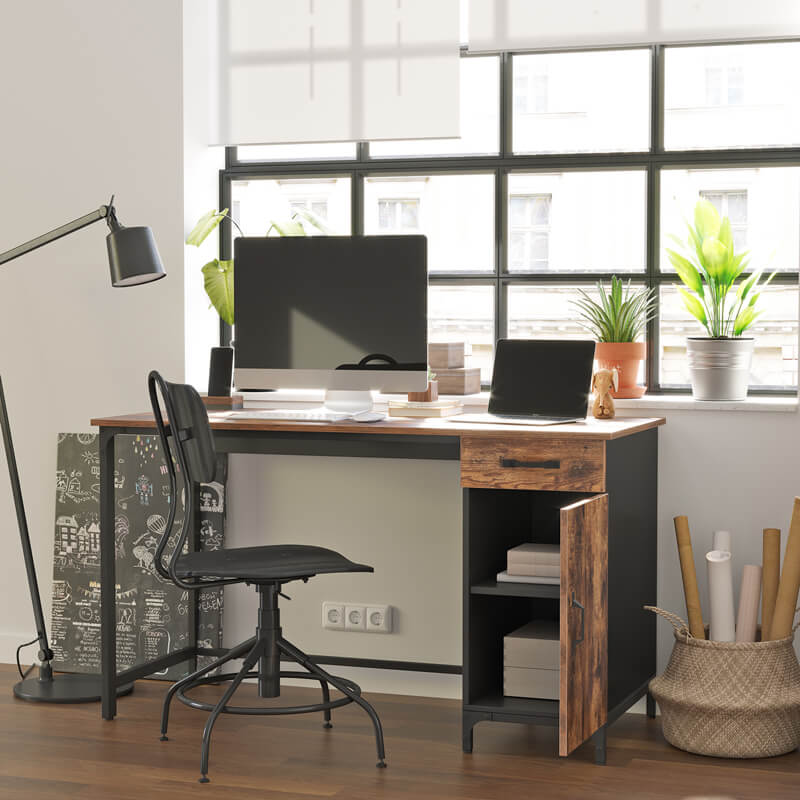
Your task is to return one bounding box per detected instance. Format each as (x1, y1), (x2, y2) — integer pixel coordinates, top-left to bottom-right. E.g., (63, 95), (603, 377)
(455, 339), (595, 426)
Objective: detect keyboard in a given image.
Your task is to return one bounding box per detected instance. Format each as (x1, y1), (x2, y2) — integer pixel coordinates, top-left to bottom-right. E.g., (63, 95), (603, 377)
(231, 409), (353, 422)
(227, 409), (386, 423)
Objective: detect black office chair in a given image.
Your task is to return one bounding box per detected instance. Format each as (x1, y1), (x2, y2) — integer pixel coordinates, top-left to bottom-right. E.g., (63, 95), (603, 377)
(147, 371), (386, 783)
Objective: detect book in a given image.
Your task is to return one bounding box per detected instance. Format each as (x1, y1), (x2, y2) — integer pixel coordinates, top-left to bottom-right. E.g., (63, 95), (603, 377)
(388, 400), (463, 418)
(507, 543), (560, 566)
(507, 563), (560, 578)
(497, 571), (559, 585)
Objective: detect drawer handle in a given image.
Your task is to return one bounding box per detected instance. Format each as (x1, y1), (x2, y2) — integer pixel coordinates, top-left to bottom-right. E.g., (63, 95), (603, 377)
(500, 457), (561, 470)
(571, 591), (585, 645)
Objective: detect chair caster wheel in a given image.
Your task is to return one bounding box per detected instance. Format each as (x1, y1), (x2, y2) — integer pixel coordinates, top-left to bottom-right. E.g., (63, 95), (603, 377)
(199, 775), (210, 784)
(376, 760), (387, 768)
(159, 735), (169, 741)
(323, 722), (333, 729)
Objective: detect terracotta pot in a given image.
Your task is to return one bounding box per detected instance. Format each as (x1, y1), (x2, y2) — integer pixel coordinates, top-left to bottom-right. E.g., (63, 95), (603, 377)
(408, 380), (438, 403)
(595, 342), (646, 399)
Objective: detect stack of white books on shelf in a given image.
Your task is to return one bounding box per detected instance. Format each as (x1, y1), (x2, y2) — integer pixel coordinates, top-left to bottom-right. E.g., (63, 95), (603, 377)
(497, 543), (560, 585)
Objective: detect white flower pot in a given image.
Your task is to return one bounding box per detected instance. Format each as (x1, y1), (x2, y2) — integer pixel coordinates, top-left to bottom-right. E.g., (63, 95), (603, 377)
(686, 337), (754, 401)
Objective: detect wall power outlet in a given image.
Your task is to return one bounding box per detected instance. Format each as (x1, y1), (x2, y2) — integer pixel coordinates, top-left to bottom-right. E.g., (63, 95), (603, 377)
(323, 602), (392, 633)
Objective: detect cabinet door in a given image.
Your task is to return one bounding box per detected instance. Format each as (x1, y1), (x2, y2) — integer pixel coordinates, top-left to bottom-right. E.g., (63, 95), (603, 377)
(559, 493), (608, 757)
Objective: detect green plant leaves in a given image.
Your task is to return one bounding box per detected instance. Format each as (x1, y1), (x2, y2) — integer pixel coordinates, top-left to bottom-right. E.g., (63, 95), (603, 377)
(694, 199), (721, 240)
(186, 209), (228, 247)
(666, 249), (703, 295)
(678, 287), (707, 328)
(571, 277), (656, 343)
(201, 258), (234, 326)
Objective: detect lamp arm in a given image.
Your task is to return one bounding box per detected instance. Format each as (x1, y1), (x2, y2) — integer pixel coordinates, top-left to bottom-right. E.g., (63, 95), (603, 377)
(0, 205), (112, 266)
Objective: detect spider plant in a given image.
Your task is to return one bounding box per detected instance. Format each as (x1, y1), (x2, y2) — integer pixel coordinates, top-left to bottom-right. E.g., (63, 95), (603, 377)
(571, 276), (656, 343)
(185, 207), (331, 326)
(666, 199), (774, 338)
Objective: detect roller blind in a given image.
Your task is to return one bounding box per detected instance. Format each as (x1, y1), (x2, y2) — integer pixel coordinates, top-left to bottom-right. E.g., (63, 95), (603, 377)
(209, 0), (460, 145)
(467, 0), (800, 53)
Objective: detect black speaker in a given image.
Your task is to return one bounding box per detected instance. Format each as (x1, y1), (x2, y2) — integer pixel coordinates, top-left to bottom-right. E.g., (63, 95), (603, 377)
(208, 346), (234, 397)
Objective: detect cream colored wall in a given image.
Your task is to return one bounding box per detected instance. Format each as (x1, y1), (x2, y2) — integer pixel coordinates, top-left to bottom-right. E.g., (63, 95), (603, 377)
(0, 0), (185, 659)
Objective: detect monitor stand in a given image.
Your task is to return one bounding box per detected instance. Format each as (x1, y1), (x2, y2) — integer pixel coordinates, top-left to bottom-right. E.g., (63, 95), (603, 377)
(324, 389), (374, 415)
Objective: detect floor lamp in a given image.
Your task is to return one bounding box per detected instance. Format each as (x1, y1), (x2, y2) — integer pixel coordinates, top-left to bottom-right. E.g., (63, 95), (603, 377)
(0, 196), (165, 702)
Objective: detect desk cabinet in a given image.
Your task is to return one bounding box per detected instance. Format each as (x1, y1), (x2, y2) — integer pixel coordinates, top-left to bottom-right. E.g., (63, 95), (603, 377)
(462, 428), (658, 763)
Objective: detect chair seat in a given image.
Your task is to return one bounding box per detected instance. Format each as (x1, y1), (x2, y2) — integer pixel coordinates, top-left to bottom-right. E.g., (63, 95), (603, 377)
(175, 544), (373, 583)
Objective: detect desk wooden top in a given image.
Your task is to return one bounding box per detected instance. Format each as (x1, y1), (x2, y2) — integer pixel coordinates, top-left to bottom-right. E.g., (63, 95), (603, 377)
(91, 411), (664, 441)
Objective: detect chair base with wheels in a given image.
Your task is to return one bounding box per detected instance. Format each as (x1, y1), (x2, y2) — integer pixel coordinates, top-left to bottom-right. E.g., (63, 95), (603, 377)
(147, 371), (386, 783)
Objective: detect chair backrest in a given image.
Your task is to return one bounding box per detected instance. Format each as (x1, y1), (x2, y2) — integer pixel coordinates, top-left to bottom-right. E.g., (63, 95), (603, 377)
(148, 371), (217, 485)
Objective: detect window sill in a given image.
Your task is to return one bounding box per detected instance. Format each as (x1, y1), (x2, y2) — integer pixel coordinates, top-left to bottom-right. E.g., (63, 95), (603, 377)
(239, 390), (798, 414)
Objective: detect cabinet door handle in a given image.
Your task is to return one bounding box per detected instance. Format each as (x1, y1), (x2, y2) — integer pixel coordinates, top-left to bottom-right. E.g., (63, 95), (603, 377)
(571, 591), (585, 644)
(500, 457), (560, 470)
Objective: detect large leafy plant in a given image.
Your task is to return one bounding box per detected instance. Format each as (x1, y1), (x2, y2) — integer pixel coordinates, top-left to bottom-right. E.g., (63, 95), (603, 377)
(666, 199), (774, 338)
(185, 207), (331, 326)
(571, 276), (656, 343)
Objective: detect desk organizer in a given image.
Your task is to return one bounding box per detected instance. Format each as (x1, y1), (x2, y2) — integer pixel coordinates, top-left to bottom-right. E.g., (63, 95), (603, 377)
(647, 606), (800, 758)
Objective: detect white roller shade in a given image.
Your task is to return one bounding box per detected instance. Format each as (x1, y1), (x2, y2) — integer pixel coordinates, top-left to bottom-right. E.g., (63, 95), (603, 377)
(210, 0), (460, 145)
(468, 0), (800, 52)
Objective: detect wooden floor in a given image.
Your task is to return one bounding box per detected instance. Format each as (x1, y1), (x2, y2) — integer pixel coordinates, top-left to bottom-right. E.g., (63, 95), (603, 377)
(2, 665), (799, 799)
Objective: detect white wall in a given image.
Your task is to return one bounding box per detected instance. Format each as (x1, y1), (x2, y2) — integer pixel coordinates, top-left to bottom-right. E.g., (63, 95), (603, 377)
(0, 1), (185, 659)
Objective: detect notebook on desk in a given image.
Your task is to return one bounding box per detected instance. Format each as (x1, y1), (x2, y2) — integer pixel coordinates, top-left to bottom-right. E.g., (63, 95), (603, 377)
(454, 339), (595, 426)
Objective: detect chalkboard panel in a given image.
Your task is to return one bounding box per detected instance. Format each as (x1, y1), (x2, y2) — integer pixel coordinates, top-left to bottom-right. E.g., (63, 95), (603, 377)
(50, 433), (226, 680)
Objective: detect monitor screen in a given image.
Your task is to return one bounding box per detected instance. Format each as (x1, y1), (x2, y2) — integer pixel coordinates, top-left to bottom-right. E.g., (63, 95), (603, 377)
(488, 339), (596, 418)
(234, 235), (427, 391)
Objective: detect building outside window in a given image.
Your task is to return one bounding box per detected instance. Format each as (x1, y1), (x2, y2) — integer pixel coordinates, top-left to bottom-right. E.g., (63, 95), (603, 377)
(509, 194), (551, 270)
(377, 199), (420, 232)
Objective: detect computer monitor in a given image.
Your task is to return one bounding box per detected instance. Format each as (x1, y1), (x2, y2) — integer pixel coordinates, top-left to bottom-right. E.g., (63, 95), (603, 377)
(233, 235), (428, 407)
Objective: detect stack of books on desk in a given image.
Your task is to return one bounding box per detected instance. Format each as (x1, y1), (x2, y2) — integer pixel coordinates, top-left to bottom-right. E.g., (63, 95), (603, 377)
(497, 543), (560, 585)
(387, 400), (463, 418)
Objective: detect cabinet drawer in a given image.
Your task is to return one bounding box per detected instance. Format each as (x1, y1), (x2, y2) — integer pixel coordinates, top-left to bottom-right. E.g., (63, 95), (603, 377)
(460, 435), (605, 491)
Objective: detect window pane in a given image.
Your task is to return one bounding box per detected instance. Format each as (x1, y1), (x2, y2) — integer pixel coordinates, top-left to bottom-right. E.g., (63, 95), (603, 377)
(365, 174), (495, 272)
(508, 172), (646, 273)
(660, 167), (800, 273)
(512, 50), (650, 154)
(428, 284), (494, 383)
(370, 57), (500, 158)
(236, 142), (357, 162)
(508, 284), (647, 384)
(660, 285), (799, 389)
(665, 42), (800, 150)
(230, 177), (351, 234)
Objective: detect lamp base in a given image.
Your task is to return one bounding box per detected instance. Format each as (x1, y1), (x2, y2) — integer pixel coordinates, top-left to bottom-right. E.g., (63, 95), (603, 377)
(13, 673), (134, 704)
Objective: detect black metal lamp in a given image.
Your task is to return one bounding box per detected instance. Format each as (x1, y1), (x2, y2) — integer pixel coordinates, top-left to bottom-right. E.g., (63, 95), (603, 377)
(0, 195), (164, 702)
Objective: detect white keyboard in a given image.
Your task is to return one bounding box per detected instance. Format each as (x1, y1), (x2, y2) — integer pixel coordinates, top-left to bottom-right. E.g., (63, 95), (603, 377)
(228, 409), (386, 423)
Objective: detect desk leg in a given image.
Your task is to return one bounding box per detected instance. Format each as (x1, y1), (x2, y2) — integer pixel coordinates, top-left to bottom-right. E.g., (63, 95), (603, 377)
(100, 429), (117, 720)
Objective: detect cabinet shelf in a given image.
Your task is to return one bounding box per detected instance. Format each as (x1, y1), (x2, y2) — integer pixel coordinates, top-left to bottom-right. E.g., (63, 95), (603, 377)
(471, 579), (559, 599)
(465, 692), (559, 719)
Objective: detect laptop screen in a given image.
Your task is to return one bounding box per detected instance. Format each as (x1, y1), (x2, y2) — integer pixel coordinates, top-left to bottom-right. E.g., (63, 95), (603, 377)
(488, 339), (596, 418)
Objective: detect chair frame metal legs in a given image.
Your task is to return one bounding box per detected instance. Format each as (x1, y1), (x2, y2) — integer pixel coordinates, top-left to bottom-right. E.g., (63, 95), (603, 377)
(159, 583), (386, 783)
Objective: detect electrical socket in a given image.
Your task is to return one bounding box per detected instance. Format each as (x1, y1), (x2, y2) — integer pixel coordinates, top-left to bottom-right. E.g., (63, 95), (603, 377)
(322, 602), (345, 631)
(366, 605), (392, 634)
(345, 605), (366, 632)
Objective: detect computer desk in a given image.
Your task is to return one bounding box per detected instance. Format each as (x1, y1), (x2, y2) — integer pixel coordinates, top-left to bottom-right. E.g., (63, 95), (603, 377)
(91, 410), (664, 762)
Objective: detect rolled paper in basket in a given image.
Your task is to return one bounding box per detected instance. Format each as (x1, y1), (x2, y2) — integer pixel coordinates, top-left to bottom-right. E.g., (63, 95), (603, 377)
(735, 564), (762, 642)
(706, 550), (735, 642)
(768, 497), (800, 640)
(712, 530), (732, 554)
(674, 515), (705, 639)
(762, 528), (781, 639)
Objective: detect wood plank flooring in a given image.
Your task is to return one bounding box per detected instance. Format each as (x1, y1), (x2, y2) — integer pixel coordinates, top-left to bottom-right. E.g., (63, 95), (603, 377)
(1, 665), (799, 799)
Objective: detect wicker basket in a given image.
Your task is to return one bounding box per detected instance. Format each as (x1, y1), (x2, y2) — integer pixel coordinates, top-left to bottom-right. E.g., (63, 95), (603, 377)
(646, 606), (800, 758)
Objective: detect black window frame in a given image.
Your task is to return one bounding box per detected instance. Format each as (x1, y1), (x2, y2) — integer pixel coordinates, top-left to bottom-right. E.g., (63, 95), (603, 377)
(219, 43), (800, 395)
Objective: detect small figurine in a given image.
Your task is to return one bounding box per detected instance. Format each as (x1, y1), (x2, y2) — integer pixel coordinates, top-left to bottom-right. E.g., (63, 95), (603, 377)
(591, 368), (618, 420)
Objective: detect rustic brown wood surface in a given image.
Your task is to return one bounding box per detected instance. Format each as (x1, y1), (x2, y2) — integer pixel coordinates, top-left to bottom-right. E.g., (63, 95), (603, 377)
(560, 494), (609, 756)
(461, 435), (605, 491)
(2, 665), (799, 799)
(90, 411), (665, 441)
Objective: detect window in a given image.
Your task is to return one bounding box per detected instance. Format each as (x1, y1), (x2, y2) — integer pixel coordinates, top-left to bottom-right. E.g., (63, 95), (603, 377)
(378, 199), (420, 232)
(699, 190), (747, 251)
(221, 42), (800, 394)
(509, 194), (551, 270)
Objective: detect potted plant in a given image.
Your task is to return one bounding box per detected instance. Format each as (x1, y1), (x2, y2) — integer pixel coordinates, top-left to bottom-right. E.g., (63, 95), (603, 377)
(666, 199), (774, 401)
(571, 276), (656, 399)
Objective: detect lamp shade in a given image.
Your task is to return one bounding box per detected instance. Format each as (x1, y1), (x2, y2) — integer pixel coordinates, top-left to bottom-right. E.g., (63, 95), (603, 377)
(106, 226), (166, 287)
